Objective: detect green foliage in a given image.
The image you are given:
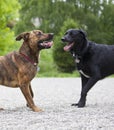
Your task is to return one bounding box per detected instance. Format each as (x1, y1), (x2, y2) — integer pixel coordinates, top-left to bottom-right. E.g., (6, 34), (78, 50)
(38, 48), (57, 75)
(15, 0), (52, 34)
(0, 0), (20, 55)
(99, 3), (114, 44)
(36, 45), (79, 77)
(15, 0), (76, 35)
(53, 19), (80, 72)
(0, 28), (14, 55)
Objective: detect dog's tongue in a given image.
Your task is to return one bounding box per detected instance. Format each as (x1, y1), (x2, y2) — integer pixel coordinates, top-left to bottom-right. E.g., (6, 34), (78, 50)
(64, 43), (74, 51)
(48, 41), (53, 47)
(45, 41), (53, 47)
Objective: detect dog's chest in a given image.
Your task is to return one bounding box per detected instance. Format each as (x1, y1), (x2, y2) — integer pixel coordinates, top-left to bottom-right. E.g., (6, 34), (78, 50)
(75, 57), (91, 78)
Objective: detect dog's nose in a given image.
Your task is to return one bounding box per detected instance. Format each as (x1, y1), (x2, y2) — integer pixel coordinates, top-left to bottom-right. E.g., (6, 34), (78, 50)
(61, 37), (65, 42)
(49, 33), (54, 39)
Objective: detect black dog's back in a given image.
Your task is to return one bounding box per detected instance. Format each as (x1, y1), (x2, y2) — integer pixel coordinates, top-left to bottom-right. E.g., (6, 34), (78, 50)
(89, 42), (114, 78)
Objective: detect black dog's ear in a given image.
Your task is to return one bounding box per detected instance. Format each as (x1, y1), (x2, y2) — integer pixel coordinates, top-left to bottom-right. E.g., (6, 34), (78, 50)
(78, 30), (87, 37)
(16, 32), (29, 41)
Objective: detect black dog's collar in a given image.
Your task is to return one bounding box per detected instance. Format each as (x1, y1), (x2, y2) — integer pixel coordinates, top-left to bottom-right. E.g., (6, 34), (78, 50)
(72, 52), (81, 63)
(71, 42), (90, 63)
(75, 55), (80, 63)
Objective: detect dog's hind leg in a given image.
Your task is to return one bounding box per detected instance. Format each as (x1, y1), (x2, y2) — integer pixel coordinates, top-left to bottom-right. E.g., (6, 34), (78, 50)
(20, 83), (42, 112)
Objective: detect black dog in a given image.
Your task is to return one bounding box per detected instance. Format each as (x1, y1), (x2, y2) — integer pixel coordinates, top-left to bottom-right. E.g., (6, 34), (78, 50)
(61, 29), (114, 107)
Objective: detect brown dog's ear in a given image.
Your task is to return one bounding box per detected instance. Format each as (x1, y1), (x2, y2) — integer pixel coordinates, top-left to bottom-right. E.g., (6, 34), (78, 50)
(16, 32), (29, 41)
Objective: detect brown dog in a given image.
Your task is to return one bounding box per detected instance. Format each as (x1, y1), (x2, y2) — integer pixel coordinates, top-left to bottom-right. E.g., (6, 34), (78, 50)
(0, 30), (53, 112)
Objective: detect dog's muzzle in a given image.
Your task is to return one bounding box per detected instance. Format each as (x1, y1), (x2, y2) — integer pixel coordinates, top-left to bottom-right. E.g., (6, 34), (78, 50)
(38, 33), (54, 49)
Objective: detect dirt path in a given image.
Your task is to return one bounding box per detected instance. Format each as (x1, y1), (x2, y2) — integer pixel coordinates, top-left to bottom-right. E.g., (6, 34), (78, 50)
(0, 78), (114, 130)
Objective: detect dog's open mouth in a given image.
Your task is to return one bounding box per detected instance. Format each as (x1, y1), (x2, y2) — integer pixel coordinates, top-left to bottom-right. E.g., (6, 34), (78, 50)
(38, 40), (53, 49)
(64, 42), (74, 51)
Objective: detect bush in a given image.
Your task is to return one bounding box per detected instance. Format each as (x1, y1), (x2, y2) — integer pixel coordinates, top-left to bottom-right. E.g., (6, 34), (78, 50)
(0, 0), (20, 55)
(53, 19), (80, 73)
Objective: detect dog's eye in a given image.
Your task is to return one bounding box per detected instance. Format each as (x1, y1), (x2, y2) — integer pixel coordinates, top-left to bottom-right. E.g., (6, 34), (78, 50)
(37, 32), (42, 36)
(70, 32), (73, 36)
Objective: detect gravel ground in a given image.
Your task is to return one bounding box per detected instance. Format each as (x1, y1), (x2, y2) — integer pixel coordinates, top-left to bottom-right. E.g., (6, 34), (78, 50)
(0, 78), (114, 130)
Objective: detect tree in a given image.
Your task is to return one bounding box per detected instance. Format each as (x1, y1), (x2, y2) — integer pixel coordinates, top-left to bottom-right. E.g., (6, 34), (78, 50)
(15, 0), (114, 43)
(15, 0), (76, 35)
(0, 0), (20, 55)
(53, 19), (80, 72)
(99, 3), (114, 44)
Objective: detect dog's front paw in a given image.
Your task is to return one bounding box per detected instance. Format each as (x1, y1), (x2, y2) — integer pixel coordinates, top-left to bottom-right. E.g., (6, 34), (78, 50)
(77, 102), (85, 108)
(32, 106), (43, 112)
(71, 101), (85, 108)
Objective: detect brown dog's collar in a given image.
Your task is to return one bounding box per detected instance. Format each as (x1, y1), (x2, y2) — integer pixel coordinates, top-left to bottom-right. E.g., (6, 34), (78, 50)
(20, 52), (37, 66)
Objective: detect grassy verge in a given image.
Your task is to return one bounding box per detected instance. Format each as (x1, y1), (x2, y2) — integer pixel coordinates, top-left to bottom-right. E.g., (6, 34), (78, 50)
(36, 49), (79, 77)
(37, 70), (80, 77)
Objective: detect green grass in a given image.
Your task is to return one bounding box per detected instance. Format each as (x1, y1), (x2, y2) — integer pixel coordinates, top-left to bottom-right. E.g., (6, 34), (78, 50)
(37, 70), (80, 77)
(36, 48), (80, 77)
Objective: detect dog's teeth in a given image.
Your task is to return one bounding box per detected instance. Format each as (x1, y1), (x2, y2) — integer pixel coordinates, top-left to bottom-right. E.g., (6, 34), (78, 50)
(43, 41), (48, 43)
